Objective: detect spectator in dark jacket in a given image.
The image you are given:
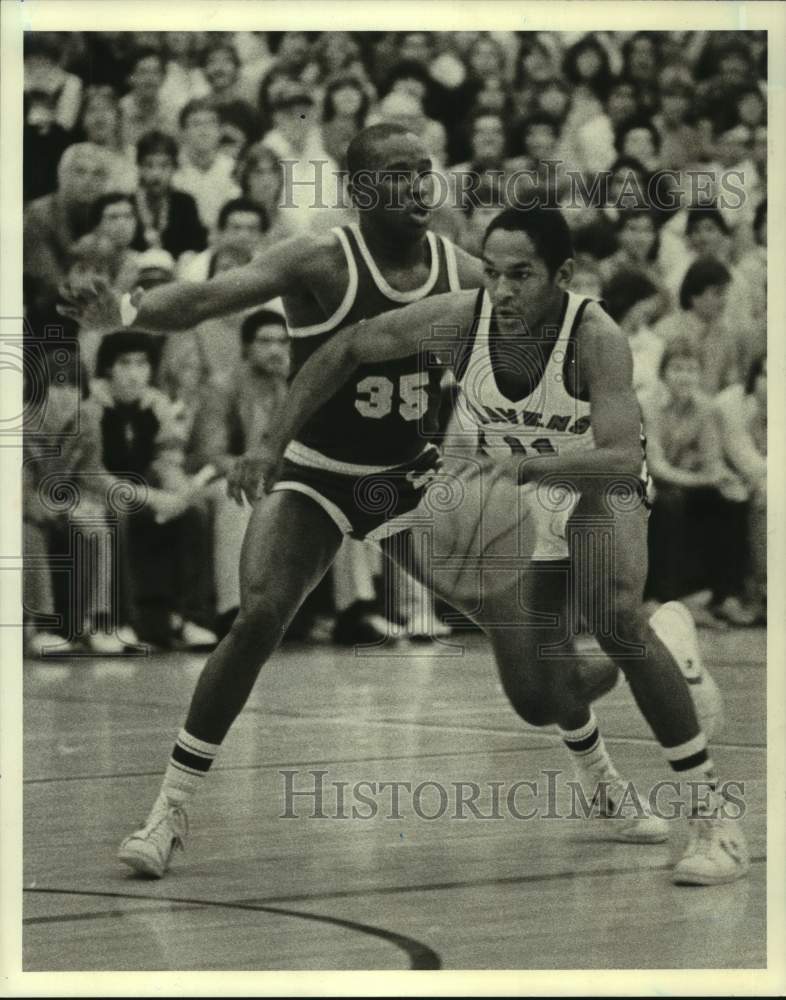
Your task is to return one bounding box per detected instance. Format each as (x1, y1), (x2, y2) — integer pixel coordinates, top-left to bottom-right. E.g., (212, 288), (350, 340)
(132, 130), (208, 259)
(85, 330), (218, 649)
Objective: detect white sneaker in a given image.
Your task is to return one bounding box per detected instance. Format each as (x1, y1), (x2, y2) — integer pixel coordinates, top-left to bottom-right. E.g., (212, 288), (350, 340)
(672, 813), (750, 886)
(118, 795), (189, 878)
(573, 761), (669, 844)
(650, 601), (724, 739)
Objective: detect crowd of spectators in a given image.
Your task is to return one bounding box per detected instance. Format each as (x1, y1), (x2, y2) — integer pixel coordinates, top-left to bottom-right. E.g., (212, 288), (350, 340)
(22, 29), (768, 654)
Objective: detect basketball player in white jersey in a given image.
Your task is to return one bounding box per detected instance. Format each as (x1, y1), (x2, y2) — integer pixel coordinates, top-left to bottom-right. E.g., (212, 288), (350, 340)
(60, 128), (720, 882)
(255, 204), (748, 887)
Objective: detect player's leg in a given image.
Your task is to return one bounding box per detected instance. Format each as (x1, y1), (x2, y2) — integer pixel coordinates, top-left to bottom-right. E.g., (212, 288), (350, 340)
(183, 491), (342, 737)
(118, 490), (343, 877)
(480, 566), (667, 843)
(384, 516), (664, 843)
(472, 565), (609, 727)
(576, 491), (749, 884)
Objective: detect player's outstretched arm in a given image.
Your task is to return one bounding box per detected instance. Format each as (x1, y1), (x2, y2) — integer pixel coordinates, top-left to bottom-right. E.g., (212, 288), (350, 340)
(513, 303), (645, 484)
(58, 234), (316, 332)
(259, 290), (476, 493)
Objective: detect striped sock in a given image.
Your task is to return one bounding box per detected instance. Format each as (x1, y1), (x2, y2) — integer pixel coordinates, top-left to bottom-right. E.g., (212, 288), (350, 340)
(559, 710), (614, 775)
(663, 732), (722, 812)
(160, 728), (220, 805)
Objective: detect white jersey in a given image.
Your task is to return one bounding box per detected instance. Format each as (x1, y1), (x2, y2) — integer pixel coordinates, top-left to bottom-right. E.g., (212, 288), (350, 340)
(447, 289), (649, 562)
(455, 289), (595, 460)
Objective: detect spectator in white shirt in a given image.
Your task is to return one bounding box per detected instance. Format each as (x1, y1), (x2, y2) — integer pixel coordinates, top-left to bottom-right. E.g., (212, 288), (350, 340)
(173, 99), (241, 232)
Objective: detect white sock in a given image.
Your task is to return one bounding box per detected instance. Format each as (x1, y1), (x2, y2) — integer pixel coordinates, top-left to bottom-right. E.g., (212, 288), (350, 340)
(160, 728), (220, 805)
(559, 710), (616, 776)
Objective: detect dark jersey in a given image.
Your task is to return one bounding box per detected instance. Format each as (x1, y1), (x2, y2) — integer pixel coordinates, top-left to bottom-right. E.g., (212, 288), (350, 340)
(284, 223), (462, 470)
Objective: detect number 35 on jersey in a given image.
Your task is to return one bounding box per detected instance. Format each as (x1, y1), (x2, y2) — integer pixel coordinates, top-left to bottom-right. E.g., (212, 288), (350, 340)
(354, 372), (430, 421)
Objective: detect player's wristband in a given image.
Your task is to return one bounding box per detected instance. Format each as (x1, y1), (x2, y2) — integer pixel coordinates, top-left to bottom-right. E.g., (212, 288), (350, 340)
(120, 291), (140, 327)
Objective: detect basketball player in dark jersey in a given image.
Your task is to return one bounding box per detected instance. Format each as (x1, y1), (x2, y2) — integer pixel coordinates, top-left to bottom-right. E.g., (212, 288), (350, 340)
(254, 205), (749, 887)
(61, 126), (696, 879)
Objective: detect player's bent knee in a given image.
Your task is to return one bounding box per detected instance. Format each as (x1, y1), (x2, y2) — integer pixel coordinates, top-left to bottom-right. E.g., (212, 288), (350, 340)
(231, 600), (289, 650)
(596, 604), (648, 659)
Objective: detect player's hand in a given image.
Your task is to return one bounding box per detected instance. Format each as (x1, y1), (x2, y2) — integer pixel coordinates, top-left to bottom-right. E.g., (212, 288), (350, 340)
(226, 448), (283, 506)
(57, 275), (128, 329)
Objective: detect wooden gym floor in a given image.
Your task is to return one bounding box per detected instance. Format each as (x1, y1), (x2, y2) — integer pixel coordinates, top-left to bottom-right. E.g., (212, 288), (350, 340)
(23, 627), (766, 971)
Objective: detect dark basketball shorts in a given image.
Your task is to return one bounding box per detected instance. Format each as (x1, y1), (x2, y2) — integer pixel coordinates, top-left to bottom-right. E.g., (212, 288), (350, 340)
(273, 444), (652, 606)
(271, 443), (443, 542)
